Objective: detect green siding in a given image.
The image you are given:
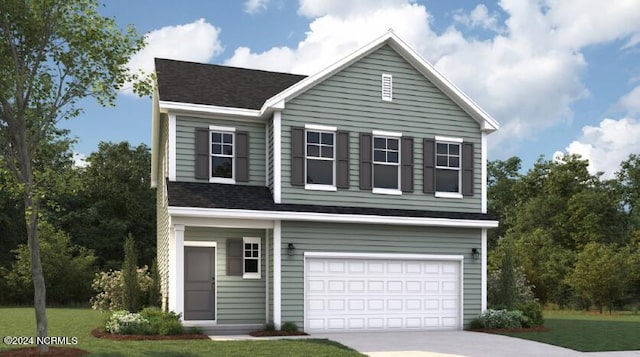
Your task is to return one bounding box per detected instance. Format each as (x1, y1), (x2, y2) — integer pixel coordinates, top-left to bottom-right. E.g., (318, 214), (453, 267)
(156, 115), (171, 309)
(267, 119), (274, 191)
(184, 227), (267, 324)
(175, 116), (266, 185)
(280, 45), (482, 212)
(280, 221), (481, 330)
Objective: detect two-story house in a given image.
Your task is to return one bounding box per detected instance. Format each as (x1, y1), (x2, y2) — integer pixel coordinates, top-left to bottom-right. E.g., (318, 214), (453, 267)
(150, 31), (499, 334)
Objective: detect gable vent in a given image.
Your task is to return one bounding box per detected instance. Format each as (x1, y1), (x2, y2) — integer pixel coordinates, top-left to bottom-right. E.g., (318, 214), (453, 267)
(382, 74), (392, 101)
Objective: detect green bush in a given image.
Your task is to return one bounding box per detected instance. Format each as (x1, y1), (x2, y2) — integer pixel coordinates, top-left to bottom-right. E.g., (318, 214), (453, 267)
(516, 301), (544, 327)
(90, 265), (154, 311)
(470, 309), (525, 329)
(281, 321), (299, 332)
(264, 322), (276, 331)
(105, 310), (150, 334)
(139, 307), (184, 335)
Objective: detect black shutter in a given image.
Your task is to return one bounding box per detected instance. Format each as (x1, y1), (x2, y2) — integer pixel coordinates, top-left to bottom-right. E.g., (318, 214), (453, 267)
(359, 133), (372, 190)
(423, 138), (435, 194)
(462, 142), (474, 196)
(195, 128), (209, 180)
(401, 137), (414, 192)
(336, 131), (350, 189)
(235, 131), (249, 182)
(227, 239), (243, 276)
(291, 127), (304, 186)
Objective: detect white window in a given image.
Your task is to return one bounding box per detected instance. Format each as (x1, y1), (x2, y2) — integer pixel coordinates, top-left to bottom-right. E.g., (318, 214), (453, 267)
(210, 128), (235, 183)
(435, 141), (461, 194)
(382, 74), (393, 101)
(373, 135), (400, 192)
(305, 127), (335, 189)
(243, 237), (261, 279)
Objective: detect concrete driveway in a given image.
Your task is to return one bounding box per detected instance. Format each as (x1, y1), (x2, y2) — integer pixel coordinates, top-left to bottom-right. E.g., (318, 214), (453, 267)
(311, 331), (640, 357)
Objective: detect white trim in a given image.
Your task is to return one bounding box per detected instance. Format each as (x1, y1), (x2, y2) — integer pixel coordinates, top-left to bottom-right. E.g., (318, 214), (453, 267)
(168, 114), (177, 181)
(172, 224), (185, 318)
(481, 132), (488, 214)
(305, 184), (337, 191)
(209, 125), (236, 132)
(209, 177), (236, 184)
(305, 124), (337, 132)
(265, 122), (270, 187)
(435, 135), (463, 143)
(243, 237), (262, 279)
(372, 130), (402, 137)
(168, 206), (499, 228)
(151, 89), (160, 188)
(273, 111), (282, 204)
(435, 192), (464, 199)
(159, 100), (261, 118)
(372, 188), (402, 195)
(265, 229), (270, 322)
(171, 216), (273, 229)
(481, 228), (488, 312)
(273, 221), (282, 329)
(184, 241), (217, 247)
(304, 251), (464, 261)
(460, 259), (465, 330)
(260, 31), (499, 132)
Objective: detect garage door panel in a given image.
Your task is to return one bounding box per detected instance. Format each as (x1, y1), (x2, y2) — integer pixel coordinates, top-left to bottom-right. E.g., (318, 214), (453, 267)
(306, 257), (461, 332)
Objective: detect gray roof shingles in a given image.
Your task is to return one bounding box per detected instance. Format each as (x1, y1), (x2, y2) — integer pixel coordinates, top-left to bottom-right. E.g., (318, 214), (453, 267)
(167, 181), (495, 221)
(154, 58), (307, 109)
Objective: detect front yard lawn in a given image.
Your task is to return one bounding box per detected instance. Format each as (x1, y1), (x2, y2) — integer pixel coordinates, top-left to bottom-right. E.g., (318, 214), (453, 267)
(497, 310), (640, 352)
(0, 307), (363, 356)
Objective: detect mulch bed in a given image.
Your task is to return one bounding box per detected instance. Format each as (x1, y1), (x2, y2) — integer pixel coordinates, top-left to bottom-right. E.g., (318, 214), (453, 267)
(0, 347), (88, 356)
(469, 326), (549, 333)
(248, 330), (309, 337)
(90, 328), (209, 340)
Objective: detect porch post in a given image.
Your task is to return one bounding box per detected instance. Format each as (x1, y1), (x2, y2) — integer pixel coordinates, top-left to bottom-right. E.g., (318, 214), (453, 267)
(169, 224), (185, 317)
(481, 228), (488, 312)
(273, 220), (282, 328)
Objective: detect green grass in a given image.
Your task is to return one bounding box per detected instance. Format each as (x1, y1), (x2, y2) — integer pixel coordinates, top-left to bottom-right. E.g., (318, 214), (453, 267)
(0, 307), (364, 356)
(497, 310), (640, 352)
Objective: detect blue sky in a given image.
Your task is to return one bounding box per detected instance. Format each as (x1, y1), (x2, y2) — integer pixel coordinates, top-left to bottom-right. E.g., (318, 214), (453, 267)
(63, 0), (640, 178)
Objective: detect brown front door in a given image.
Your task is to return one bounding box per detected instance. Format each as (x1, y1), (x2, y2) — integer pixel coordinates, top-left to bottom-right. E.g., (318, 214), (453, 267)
(184, 246), (215, 320)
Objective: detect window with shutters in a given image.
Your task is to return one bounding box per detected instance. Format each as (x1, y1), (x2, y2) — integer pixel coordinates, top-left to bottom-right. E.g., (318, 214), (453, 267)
(372, 131), (402, 194)
(209, 125), (235, 184)
(435, 137), (462, 198)
(243, 237), (261, 279)
(304, 124), (337, 191)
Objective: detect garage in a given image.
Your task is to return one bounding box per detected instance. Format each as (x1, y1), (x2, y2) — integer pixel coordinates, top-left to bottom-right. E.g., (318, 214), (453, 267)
(304, 253), (463, 332)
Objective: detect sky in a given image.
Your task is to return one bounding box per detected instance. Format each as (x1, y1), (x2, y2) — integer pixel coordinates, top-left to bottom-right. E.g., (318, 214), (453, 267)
(63, 0), (640, 179)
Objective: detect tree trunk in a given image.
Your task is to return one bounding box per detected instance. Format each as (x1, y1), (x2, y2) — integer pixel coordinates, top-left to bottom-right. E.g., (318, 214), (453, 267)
(25, 194), (48, 352)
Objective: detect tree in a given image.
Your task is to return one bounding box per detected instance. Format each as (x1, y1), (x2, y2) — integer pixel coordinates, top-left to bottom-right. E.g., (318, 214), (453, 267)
(0, 0), (149, 350)
(122, 233), (139, 312)
(57, 141), (156, 269)
(487, 156), (521, 248)
(567, 242), (630, 313)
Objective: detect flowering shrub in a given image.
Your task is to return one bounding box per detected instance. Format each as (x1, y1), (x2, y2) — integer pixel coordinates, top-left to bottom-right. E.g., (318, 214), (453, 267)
(470, 309), (526, 329)
(91, 265), (154, 311)
(105, 311), (150, 334)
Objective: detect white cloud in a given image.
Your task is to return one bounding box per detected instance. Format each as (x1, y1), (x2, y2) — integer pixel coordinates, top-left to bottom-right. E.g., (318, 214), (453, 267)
(72, 152), (88, 168)
(567, 117), (640, 179)
(123, 19), (223, 94)
(244, 0), (269, 14)
(618, 85), (640, 114)
(224, 0), (640, 155)
(453, 4), (500, 31)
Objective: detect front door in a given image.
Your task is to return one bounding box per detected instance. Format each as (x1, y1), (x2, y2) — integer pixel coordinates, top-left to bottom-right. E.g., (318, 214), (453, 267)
(184, 246), (215, 320)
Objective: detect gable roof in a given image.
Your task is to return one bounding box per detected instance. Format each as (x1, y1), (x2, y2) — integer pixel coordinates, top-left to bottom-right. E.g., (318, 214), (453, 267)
(155, 58), (306, 110)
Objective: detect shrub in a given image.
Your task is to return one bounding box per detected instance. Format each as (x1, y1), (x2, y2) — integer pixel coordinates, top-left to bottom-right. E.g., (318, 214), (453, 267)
(470, 309), (524, 329)
(122, 234), (139, 312)
(91, 265), (153, 311)
(281, 321), (299, 332)
(264, 322), (276, 331)
(139, 307), (184, 335)
(516, 300), (544, 327)
(105, 310), (150, 334)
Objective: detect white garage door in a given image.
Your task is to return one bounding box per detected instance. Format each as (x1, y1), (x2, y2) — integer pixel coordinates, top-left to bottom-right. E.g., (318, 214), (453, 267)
(305, 255), (462, 332)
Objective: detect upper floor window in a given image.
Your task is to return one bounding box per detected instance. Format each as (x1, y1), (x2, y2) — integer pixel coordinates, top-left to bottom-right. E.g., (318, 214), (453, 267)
(436, 141), (460, 193)
(211, 131), (234, 180)
(306, 130), (335, 186)
(372, 131), (402, 194)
